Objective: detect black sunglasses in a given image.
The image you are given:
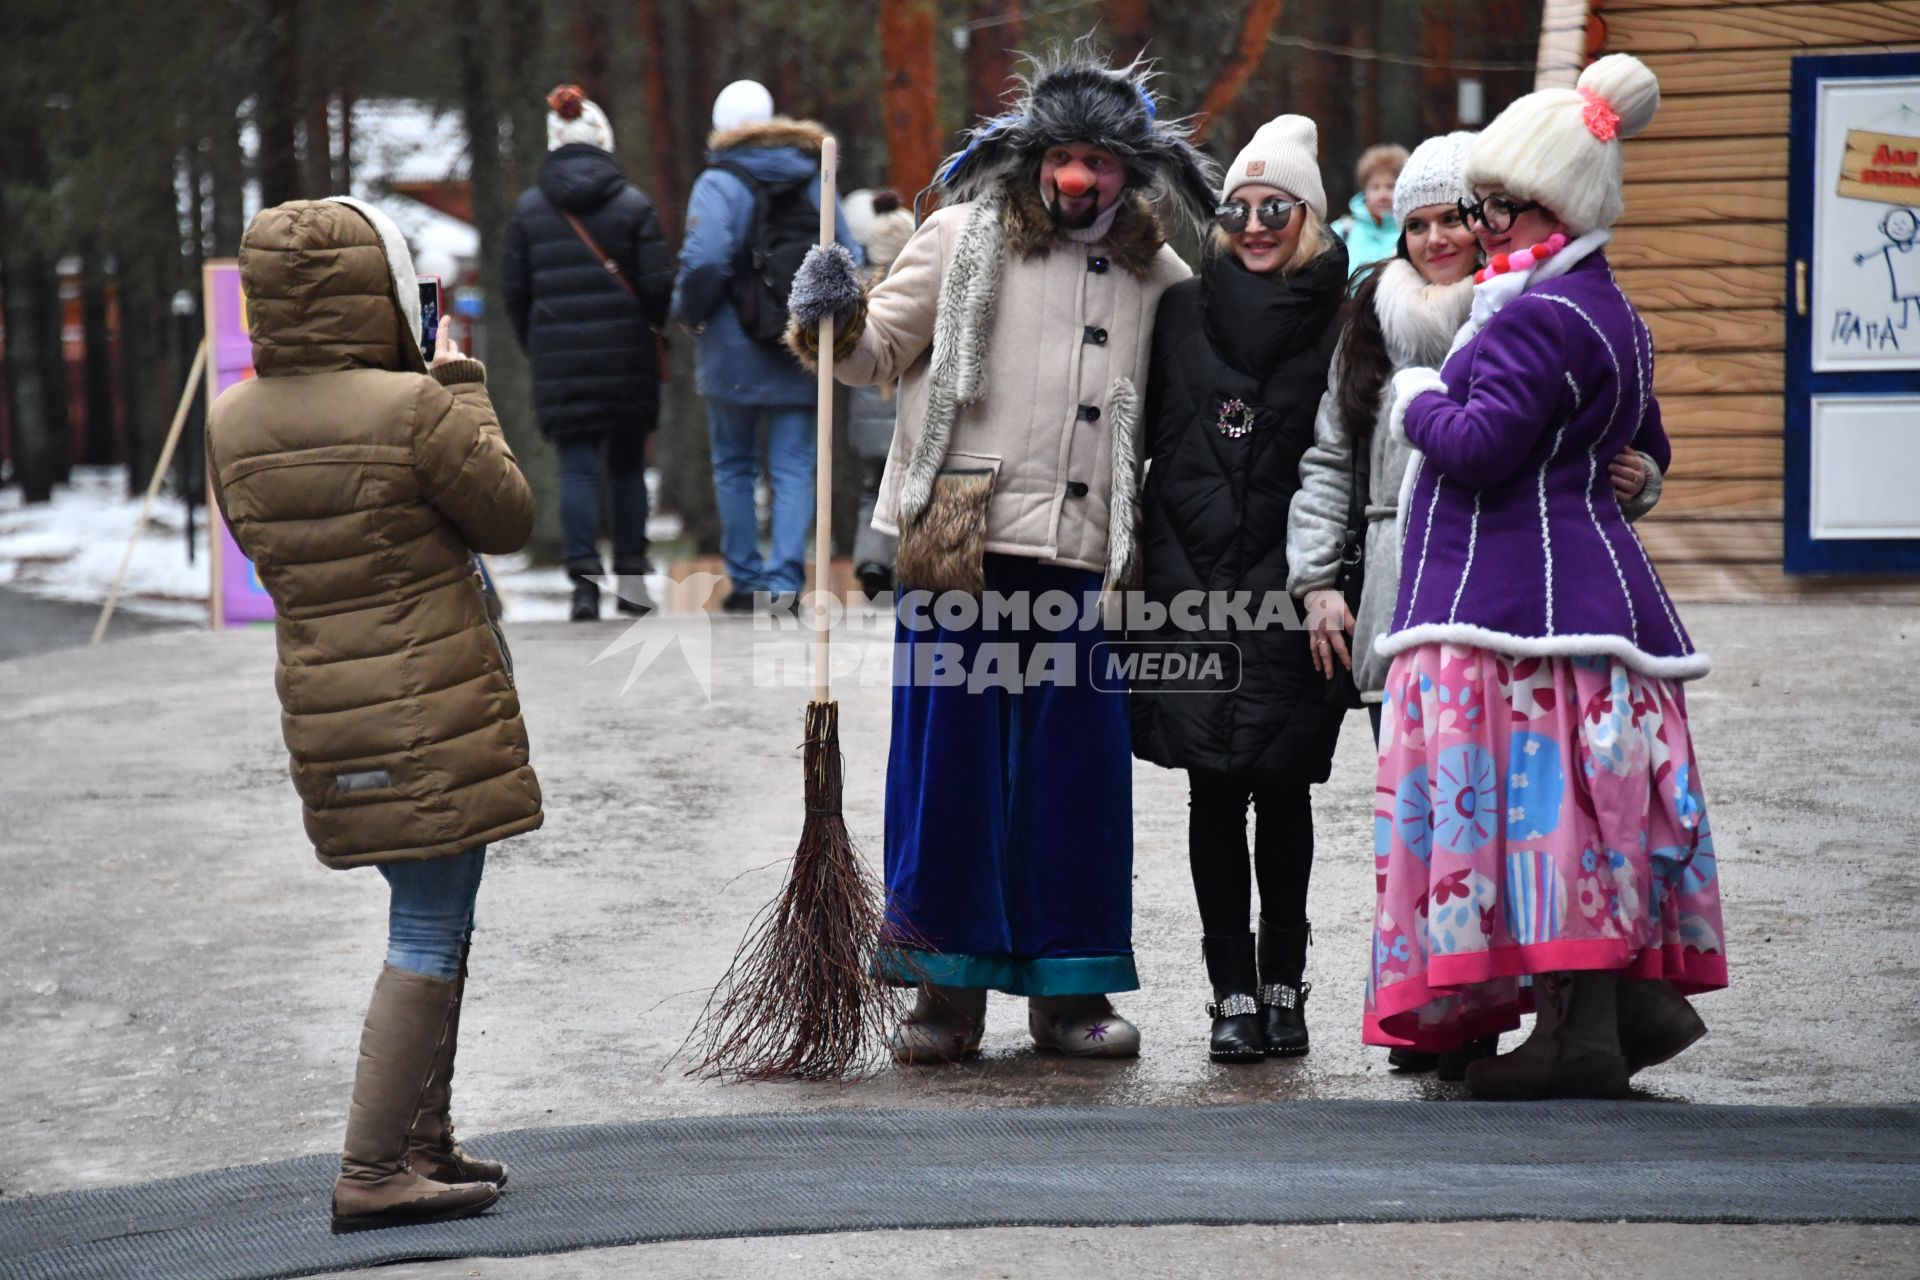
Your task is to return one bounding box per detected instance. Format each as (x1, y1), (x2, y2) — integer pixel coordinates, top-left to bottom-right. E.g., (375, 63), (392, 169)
(1215, 196), (1297, 235)
(1457, 193), (1543, 234)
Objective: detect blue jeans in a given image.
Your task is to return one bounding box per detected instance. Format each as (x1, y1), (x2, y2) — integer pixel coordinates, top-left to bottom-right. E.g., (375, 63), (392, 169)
(557, 435), (650, 577)
(706, 400), (815, 595)
(378, 846), (486, 980)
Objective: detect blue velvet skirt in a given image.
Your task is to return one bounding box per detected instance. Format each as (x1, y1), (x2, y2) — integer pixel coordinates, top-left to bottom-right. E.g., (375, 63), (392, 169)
(876, 554), (1138, 996)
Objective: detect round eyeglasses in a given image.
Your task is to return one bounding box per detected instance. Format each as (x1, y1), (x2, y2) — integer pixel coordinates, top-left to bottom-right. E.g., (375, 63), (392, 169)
(1457, 193), (1543, 234)
(1215, 196), (1297, 235)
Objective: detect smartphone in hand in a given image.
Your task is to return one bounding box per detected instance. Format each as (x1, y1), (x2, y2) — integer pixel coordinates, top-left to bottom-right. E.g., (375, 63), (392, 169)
(417, 276), (442, 352)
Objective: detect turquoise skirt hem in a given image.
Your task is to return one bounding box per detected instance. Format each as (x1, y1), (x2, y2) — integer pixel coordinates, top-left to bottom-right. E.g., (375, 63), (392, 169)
(876, 946), (1139, 997)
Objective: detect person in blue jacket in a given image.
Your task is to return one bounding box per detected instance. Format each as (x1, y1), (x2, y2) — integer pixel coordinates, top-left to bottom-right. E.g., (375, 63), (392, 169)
(670, 79), (860, 612)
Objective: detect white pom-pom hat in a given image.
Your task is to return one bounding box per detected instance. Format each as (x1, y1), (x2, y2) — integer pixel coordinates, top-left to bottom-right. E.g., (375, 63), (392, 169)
(1464, 53), (1661, 236)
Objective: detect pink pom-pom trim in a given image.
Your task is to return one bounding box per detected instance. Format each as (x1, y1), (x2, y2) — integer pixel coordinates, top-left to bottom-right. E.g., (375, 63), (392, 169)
(1578, 88), (1619, 142)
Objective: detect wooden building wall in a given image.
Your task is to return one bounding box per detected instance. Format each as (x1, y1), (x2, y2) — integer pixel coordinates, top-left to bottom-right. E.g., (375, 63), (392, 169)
(1581, 0), (1920, 599)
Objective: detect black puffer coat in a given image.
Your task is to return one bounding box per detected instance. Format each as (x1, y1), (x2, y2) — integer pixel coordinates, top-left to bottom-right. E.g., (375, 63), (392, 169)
(1131, 244), (1350, 782)
(503, 144), (673, 442)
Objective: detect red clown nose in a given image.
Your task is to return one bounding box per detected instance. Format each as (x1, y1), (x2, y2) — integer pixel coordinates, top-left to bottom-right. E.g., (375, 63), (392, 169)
(1054, 164), (1094, 198)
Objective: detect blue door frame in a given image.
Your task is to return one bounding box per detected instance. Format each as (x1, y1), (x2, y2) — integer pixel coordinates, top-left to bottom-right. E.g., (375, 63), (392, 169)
(1785, 52), (1920, 575)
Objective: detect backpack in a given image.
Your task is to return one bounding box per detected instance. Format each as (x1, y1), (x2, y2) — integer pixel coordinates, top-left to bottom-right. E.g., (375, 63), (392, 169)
(713, 160), (818, 347)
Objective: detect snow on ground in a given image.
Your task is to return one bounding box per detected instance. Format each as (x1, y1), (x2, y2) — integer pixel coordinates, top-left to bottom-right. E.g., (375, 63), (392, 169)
(0, 468), (681, 626)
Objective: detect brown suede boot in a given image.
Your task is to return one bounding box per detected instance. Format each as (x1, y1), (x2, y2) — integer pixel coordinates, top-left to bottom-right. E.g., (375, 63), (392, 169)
(331, 966), (500, 1234)
(1465, 971), (1630, 1100)
(406, 944), (508, 1188)
(1617, 977), (1707, 1075)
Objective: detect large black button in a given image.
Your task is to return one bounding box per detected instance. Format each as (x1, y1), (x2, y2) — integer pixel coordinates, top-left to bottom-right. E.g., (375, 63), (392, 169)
(1088, 256), (1110, 274)
(1084, 326), (1108, 345)
(1077, 404), (1101, 422)
(1065, 481), (1090, 498)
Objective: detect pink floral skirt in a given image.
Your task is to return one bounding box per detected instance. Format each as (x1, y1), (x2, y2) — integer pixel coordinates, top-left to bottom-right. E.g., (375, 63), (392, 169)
(1365, 643), (1728, 1051)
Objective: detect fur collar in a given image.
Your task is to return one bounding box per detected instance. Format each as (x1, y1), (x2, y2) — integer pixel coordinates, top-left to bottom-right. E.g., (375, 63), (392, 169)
(1001, 182), (1165, 278)
(1373, 258), (1474, 369)
(707, 117), (828, 155)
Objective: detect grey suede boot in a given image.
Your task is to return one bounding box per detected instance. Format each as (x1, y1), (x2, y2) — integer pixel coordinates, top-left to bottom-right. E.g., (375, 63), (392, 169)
(1028, 995), (1141, 1058)
(1465, 971), (1631, 1100)
(331, 966), (499, 1233)
(889, 984), (987, 1064)
(1617, 978), (1707, 1074)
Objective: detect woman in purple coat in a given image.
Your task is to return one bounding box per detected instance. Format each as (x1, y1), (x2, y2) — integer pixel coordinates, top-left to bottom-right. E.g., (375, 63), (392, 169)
(1365, 54), (1727, 1100)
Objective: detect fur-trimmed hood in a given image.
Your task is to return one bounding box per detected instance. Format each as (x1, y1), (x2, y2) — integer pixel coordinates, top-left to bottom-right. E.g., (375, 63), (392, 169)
(707, 117), (828, 156)
(1002, 183), (1166, 278)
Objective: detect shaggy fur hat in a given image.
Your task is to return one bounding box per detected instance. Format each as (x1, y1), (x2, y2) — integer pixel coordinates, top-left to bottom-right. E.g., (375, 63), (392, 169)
(933, 41), (1218, 241)
(1393, 131), (1475, 225)
(547, 84), (614, 152)
(1465, 54), (1660, 236)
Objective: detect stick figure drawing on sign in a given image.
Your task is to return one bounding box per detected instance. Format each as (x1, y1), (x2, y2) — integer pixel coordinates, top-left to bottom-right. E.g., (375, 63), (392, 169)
(1854, 206), (1920, 328)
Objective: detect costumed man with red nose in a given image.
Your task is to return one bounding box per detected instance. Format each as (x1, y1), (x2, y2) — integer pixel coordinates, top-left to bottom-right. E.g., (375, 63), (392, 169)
(788, 46), (1216, 1062)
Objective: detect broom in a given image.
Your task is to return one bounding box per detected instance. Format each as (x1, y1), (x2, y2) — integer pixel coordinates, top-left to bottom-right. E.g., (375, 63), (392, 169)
(686, 136), (908, 1082)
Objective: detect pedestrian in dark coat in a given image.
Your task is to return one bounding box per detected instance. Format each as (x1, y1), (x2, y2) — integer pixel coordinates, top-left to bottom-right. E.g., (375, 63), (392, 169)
(1132, 114), (1349, 1066)
(503, 85), (673, 620)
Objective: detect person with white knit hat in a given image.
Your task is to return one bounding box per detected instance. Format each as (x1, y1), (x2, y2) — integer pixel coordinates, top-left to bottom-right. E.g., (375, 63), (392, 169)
(1288, 125), (1664, 1084)
(504, 85), (674, 621)
(1127, 111), (1349, 1065)
(671, 80), (860, 614)
(1366, 54), (1726, 1102)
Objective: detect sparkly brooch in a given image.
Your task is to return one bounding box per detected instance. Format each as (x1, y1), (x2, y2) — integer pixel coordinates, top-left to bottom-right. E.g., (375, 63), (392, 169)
(1216, 398), (1255, 438)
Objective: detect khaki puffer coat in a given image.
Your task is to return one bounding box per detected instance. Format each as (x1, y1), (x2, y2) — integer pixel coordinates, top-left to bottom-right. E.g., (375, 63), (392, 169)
(207, 200), (542, 869)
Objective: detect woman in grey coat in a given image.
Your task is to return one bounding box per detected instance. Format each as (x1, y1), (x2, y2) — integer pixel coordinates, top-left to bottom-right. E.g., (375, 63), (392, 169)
(1285, 132), (1662, 1075)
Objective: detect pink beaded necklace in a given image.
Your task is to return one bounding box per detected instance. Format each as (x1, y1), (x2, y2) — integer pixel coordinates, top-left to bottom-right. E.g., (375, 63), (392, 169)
(1473, 232), (1570, 286)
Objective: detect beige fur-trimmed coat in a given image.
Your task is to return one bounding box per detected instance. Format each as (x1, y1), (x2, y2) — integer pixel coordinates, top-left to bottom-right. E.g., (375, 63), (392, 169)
(831, 185), (1190, 578)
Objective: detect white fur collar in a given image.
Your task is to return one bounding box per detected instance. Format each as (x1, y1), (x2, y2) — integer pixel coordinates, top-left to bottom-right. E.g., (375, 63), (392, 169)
(1373, 258), (1474, 369)
(1449, 228), (1612, 358)
(1468, 228), (1611, 330)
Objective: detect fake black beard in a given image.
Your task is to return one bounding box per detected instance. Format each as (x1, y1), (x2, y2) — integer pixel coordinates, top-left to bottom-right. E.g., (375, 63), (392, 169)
(1046, 192), (1102, 231)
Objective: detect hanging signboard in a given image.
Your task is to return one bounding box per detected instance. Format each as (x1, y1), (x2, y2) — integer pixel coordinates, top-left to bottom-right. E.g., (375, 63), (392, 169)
(1813, 84), (1920, 372)
(202, 260), (275, 627)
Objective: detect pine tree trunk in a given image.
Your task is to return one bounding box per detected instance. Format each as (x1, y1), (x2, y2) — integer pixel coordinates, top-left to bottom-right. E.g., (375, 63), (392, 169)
(257, 0), (303, 207)
(456, 5), (560, 559)
(0, 252), (56, 503)
(30, 256), (71, 486)
(878, 0), (940, 198)
(964, 0), (1023, 122)
(80, 247), (117, 467)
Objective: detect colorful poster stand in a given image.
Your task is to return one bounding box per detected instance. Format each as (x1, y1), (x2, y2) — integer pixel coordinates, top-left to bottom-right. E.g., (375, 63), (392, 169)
(203, 260), (275, 627)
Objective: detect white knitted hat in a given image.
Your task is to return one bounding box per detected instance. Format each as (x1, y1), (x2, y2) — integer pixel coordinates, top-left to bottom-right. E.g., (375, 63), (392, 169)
(1221, 114), (1327, 219)
(1393, 131), (1476, 224)
(546, 85), (614, 152)
(1464, 54), (1660, 235)
(712, 80), (775, 133)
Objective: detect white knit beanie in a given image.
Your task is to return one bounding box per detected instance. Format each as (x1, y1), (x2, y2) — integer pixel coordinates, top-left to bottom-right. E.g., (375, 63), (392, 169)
(1464, 54), (1660, 235)
(1393, 131), (1476, 225)
(546, 84), (614, 152)
(712, 80), (775, 133)
(1220, 114), (1327, 219)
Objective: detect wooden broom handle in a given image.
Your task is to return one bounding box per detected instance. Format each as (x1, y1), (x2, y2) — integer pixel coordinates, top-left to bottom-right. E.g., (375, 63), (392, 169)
(813, 136), (837, 705)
